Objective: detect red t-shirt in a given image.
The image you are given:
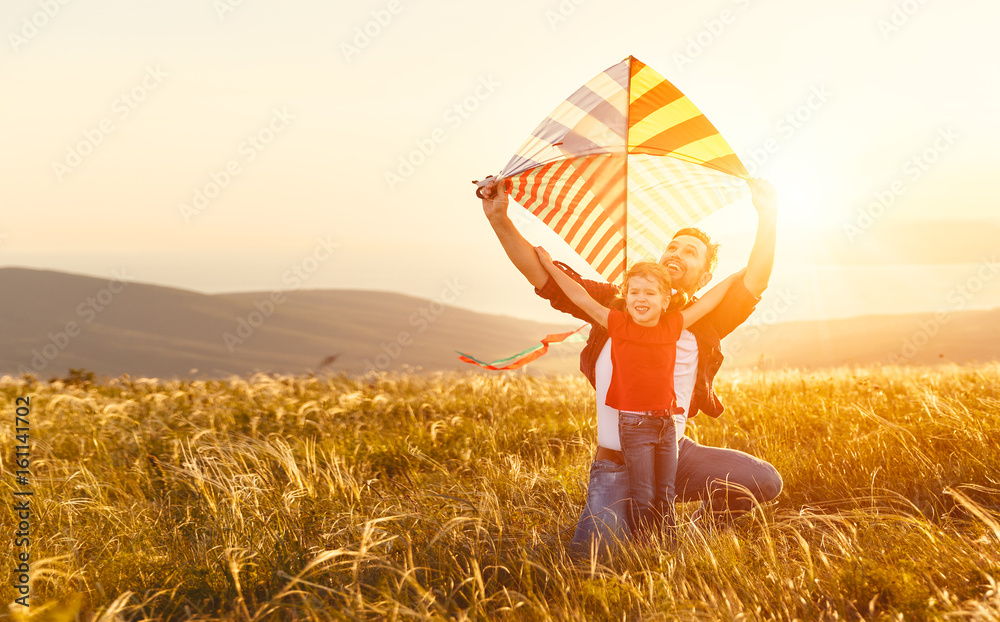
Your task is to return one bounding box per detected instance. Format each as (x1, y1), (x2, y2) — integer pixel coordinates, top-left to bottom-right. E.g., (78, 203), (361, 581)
(604, 308), (684, 412)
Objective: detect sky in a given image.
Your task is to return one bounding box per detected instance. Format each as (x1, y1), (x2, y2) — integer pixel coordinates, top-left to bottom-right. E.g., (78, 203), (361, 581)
(3, 0), (1000, 327)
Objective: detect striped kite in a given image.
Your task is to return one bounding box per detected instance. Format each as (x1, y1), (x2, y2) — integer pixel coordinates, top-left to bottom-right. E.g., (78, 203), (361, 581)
(481, 55), (750, 284)
(463, 55), (750, 370)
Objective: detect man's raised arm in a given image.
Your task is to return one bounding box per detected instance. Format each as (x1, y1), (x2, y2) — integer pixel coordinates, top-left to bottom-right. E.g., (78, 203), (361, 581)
(481, 178), (548, 289)
(743, 178), (778, 297)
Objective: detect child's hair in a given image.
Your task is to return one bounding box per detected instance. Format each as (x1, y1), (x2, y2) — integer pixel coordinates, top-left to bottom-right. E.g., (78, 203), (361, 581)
(620, 261), (689, 312)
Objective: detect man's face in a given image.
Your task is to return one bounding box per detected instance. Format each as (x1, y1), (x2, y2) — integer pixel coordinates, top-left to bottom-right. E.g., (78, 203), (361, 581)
(659, 235), (710, 294)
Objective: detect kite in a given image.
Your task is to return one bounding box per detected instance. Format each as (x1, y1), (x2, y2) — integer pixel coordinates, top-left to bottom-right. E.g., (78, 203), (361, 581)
(478, 55), (750, 284)
(457, 325), (589, 371)
(464, 55), (750, 370)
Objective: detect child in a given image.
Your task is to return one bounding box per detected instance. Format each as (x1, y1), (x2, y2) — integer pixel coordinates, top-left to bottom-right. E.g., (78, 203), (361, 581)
(534, 246), (741, 539)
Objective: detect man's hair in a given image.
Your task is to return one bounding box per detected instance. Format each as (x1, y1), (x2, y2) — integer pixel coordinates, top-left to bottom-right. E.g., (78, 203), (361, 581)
(672, 227), (720, 274)
(619, 261), (688, 311)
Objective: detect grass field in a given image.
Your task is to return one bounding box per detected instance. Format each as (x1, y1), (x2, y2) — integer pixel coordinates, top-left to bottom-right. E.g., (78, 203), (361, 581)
(2, 364), (1000, 620)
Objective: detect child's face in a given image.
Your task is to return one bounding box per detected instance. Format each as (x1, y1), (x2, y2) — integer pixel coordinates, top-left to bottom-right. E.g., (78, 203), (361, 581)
(625, 275), (668, 327)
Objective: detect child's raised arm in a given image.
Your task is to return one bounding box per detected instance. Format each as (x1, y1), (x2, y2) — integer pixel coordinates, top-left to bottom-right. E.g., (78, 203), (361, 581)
(679, 269), (745, 328)
(534, 246), (611, 328)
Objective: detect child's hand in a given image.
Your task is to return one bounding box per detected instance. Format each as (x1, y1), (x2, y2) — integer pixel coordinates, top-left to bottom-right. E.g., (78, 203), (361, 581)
(534, 246), (554, 267)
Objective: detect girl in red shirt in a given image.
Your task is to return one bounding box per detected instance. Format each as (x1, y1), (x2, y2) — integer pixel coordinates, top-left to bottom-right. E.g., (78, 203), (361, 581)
(535, 246), (741, 540)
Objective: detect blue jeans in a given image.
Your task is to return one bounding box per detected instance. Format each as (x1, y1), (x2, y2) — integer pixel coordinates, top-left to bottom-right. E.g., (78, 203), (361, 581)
(618, 412), (677, 537)
(676, 435), (783, 521)
(570, 437), (784, 553)
(569, 459), (631, 556)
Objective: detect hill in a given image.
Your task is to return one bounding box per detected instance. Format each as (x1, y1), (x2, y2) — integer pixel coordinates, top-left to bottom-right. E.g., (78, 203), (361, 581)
(724, 307), (1000, 368)
(0, 267), (581, 378)
(2, 267), (999, 378)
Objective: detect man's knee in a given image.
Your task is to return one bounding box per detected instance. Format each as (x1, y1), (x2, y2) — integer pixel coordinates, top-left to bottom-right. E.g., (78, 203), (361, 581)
(756, 463), (783, 503)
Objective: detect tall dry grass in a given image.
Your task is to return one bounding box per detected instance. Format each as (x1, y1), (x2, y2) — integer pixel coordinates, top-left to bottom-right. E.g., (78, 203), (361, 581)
(1, 364), (999, 620)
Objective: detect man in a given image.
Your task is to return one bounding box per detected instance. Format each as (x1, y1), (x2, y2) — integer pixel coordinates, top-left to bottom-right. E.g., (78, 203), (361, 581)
(480, 177), (782, 552)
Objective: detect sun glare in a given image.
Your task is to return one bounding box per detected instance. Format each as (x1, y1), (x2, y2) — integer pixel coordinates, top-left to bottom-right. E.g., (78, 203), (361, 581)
(765, 161), (832, 233)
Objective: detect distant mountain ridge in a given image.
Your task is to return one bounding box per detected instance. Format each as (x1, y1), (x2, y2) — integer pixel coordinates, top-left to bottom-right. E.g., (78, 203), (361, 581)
(723, 306), (1000, 369)
(1, 267), (998, 379)
(0, 267), (582, 378)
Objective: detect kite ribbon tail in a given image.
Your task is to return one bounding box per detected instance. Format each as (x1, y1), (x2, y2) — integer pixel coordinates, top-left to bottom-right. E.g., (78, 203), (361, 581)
(457, 324), (588, 371)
